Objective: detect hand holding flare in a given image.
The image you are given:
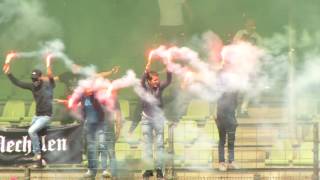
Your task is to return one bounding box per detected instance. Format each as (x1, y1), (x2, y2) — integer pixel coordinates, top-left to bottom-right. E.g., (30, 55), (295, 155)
(46, 54), (53, 77)
(3, 52), (16, 74)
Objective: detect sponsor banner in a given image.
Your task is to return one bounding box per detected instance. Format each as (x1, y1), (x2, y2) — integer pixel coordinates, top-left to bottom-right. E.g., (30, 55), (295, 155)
(0, 124), (83, 166)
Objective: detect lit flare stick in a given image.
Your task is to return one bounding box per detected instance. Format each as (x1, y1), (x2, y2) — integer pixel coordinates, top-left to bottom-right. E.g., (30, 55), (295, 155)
(147, 46), (168, 64)
(67, 96), (75, 109)
(46, 54), (53, 68)
(3, 52), (17, 73)
(5, 52), (17, 64)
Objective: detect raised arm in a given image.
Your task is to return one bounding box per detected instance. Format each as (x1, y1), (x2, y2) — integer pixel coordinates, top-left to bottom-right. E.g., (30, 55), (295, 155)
(160, 71), (172, 89)
(141, 71), (149, 89)
(3, 60), (32, 90)
(7, 74), (33, 90)
(141, 60), (152, 89)
(96, 66), (120, 78)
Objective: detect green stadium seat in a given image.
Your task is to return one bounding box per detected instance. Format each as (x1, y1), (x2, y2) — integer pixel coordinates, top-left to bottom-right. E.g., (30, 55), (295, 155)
(265, 140), (292, 166)
(11, 87), (33, 101)
(173, 143), (186, 167)
(119, 100), (130, 121)
(21, 101), (36, 125)
(0, 78), (14, 100)
(115, 142), (131, 161)
(292, 142), (319, 166)
(0, 100), (25, 125)
(181, 100), (210, 122)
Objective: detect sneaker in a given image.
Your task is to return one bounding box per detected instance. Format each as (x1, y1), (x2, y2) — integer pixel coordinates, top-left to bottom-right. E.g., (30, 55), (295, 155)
(83, 170), (95, 178)
(228, 161), (240, 169)
(143, 170), (153, 179)
(218, 162), (227, 171)
(102, 170), (111, 178)
(156, 168), (164, 179)
(31, 154), (41, 161)
(41, 159), (47, 166)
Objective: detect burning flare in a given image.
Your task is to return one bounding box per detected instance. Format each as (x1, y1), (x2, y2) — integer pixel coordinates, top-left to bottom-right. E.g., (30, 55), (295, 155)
(3, 52), (17, 73)
(45, 53), (53, 68)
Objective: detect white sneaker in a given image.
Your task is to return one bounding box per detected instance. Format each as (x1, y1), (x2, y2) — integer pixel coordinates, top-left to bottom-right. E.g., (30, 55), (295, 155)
(83, 170), (95, 178)
(218, 162), (227, 171)
(228, 161), (240, 169)
(102, 170), (111, 178)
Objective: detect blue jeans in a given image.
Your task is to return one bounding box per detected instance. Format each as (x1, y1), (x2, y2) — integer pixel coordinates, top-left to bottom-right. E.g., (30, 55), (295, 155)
(28, 116), (51, 155)
(85, 121), (117, 176)
(141, 113), (165, 169)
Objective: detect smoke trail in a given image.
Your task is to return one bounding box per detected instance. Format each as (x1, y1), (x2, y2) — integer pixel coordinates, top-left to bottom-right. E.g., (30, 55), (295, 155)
(202, 31), (224, 64)
(0, 0), (61, 46)
(259, 26), (320, 119)
(68, 70), (159, 115)
(149, 41), (265, 101)
(5, 39), (97, 77)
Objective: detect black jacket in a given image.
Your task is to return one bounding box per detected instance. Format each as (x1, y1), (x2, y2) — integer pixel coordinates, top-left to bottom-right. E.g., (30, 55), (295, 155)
(7, 73), (55, 116)
(216, 91), (238, 127)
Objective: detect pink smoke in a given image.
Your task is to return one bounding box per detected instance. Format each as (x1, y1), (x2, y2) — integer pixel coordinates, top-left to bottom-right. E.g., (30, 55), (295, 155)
(67, 70), (158, 118)
(148, 41), (264, 99)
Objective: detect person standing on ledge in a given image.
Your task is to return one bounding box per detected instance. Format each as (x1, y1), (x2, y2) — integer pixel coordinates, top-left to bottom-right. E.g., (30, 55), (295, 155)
(3, 60), (55, 163)
(130, 60), (172, 180)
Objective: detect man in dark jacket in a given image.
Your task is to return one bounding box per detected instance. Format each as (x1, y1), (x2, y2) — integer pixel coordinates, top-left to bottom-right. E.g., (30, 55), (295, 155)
(130, 61), (172, 179)
(3, 62), (55, 162)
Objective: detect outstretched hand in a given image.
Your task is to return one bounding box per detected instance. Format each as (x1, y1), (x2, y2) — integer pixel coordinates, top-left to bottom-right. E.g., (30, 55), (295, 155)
(54, 98), (68, 104)
(2, 63), (10, 74)
(111, 66), (120, 74)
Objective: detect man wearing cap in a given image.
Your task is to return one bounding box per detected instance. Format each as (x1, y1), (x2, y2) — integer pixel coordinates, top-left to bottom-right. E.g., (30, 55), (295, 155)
(3, 63), (55, 162)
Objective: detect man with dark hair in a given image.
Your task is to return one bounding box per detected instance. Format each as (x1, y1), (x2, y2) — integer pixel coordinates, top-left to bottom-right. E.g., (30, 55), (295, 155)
(130, 61), (172, 179)
(3, 62), (55, 162)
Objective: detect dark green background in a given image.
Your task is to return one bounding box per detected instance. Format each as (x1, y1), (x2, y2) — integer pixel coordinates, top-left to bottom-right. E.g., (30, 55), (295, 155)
(0, 0), (319, 100)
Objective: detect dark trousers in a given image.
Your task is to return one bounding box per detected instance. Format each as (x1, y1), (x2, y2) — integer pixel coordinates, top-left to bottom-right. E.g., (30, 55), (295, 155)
(217, 123), (237, 163)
